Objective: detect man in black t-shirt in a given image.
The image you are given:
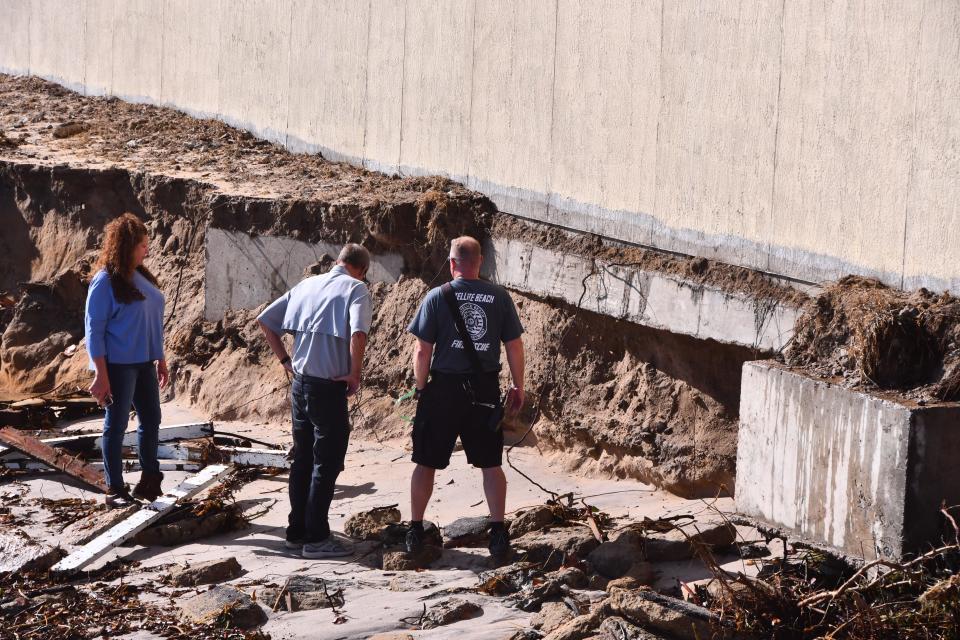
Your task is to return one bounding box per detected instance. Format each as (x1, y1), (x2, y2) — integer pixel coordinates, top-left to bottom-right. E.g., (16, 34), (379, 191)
(406, 236), (525, 561)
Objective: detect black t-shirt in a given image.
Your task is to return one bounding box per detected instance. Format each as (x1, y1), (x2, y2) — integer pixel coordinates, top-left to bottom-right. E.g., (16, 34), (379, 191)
(407, 278), (524, 374)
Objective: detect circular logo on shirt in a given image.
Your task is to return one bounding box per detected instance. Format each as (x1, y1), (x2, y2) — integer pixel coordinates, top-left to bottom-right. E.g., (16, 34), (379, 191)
(459, 303), (488, 341)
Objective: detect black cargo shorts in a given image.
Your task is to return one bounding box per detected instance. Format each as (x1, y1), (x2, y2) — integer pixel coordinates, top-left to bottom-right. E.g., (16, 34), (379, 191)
(411, 371), (503, 469)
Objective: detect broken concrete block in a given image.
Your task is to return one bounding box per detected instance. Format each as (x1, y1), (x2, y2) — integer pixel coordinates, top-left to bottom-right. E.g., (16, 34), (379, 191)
(513, 526), (601, 569)
(509, 505), (558, 537)
(422, 597), (482, 629)
(382, 544), (442, 571)
(443, 515), (499, 548)
(179, 585), (267, 629)
(608, 589), (718, 640)
(62, 504), (139, 547)
(597, 616), (669, 640)
(167, 557), (243, 587)
(344, 506), (401, 541)
(532, 601), (576, 633)
(737, 361), (960, 560)
(0, 530), (64, 573)
(641, 520), (736, 562)
(542, 611), (602, 640)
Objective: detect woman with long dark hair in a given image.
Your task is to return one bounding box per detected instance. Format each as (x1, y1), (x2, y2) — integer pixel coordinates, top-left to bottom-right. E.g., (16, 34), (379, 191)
(85, 213), (168, 507)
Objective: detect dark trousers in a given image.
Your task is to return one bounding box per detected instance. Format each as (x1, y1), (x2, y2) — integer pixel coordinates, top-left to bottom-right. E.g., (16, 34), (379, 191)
(287, 374), (350, 543)
(102, 362), (161, 490)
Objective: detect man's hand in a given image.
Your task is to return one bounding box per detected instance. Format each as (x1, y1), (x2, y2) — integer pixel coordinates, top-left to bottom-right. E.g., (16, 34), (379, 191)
(335, 373), (360, 396)
(506, 385), (524, 414)
(157, 359), (169, 389)
(89, 373), (111, 406)
(282, 360), (294, 374)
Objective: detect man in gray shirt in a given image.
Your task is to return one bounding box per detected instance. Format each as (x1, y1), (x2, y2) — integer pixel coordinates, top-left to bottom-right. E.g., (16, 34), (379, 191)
(258, 244), (372, 558)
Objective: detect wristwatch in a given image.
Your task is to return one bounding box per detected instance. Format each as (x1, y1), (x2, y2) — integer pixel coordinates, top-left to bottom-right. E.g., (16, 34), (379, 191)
(414, 387), (424, 399)
(279, 355), (291, 366)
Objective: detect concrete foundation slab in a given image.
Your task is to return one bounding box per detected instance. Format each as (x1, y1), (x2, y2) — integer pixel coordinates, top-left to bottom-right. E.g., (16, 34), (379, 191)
(484, 237), (799, 351)
(736, 361), (960, 560)
(203, 228), (403, 320)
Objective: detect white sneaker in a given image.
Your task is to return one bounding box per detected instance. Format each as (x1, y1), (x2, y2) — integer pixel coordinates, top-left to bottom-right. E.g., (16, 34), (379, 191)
(284, 538), (304, 550)
(302, 537), (353, 559)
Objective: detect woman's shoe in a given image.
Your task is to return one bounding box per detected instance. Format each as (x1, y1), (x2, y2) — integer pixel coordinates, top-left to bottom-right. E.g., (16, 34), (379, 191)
(132, 471), (164, 502)
(104, 487), (137, 509)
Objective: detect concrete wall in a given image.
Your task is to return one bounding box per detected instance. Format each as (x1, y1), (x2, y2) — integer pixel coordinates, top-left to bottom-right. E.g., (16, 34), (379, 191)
(204, 228), (403, 320)
(737, 361), (960, 560)
(3, 1), (959, 293)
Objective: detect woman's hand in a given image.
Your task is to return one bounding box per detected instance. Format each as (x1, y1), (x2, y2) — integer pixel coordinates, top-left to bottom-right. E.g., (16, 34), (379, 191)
(157, 359), (169, 389)
(89, 373), (112, 406)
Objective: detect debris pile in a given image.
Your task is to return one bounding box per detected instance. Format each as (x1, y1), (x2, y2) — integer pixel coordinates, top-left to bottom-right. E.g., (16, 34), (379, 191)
(0, 562), (270, 640)
(786, 275), (960, 401)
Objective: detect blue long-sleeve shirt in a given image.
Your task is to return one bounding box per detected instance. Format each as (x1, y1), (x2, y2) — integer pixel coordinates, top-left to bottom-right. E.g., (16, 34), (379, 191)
(85, 269), (166, 369)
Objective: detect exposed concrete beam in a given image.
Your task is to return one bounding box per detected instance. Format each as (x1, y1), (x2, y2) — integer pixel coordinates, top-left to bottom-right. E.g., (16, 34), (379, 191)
(484, 237), (801, 351)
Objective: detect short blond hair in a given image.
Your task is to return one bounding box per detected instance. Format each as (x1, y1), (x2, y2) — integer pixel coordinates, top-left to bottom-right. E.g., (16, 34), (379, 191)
(449, 236), (482, 266)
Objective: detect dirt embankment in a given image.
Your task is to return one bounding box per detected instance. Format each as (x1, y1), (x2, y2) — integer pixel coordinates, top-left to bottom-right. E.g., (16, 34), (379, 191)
(1, 73), (793, 497)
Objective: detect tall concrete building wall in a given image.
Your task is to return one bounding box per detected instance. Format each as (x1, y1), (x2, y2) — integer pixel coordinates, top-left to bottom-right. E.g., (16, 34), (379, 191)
(2, 0), (958, 293)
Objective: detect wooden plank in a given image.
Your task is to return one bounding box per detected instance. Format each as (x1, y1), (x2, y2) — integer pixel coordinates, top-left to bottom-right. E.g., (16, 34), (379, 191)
(51, 464), (231, 574)
(156, 443), (289, 469)
(0, 433), (98, 460)
(4, 460), (203, 472)
(0, 427), (108, 493)
(0, 422), (215, 459)
(98, 421), (214, 450)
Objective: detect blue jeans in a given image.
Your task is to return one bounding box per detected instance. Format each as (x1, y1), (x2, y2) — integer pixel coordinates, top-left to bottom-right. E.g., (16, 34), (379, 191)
(102, 362), (162, 490)
(287, 374), (350, 543)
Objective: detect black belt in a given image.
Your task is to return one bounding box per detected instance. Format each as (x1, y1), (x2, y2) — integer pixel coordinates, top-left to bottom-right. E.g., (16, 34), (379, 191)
(293, 372), (342, 385)
(430, 369), (499, 381)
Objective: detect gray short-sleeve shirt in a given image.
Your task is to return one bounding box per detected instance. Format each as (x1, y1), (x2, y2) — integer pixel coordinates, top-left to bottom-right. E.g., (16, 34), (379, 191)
(257, 265), (372, 379)
(408, 278), (523, 374)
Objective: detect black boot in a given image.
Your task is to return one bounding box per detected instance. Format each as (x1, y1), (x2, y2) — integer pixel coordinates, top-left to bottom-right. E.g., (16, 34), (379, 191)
(132, 471), (164, 502)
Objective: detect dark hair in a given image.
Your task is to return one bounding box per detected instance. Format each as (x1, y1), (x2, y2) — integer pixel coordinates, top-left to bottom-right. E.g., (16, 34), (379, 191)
(337, 243), (371, 272)
(96, 213), (159, 304)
